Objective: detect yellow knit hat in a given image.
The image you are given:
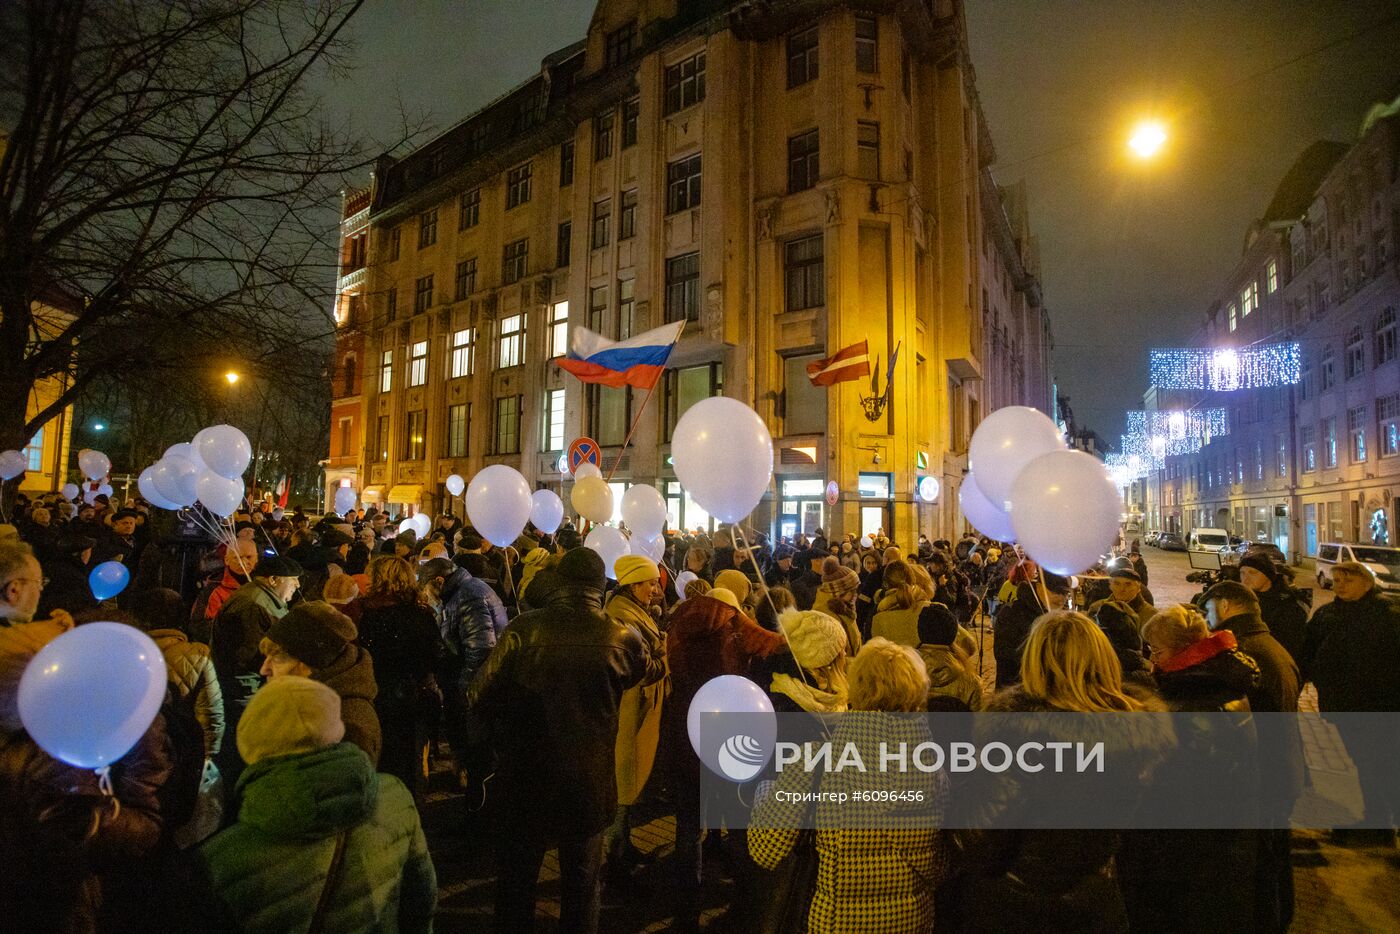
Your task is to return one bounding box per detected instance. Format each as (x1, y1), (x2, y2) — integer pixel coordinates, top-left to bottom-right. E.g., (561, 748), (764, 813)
(615, 555), (660, 587)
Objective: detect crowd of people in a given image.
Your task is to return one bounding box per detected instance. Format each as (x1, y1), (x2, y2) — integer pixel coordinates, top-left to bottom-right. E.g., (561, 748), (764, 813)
(0, 486), (1397, 933)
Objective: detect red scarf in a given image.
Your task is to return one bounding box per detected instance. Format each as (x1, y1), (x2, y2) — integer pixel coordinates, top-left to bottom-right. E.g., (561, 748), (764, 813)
(1156, 629), (1238, 673)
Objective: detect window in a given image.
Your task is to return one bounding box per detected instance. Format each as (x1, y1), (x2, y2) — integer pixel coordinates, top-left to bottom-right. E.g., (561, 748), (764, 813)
(587, 384), (631, 446)
(664, 53), (706, 114)
(559, 141), (575, 186)
(588, 286), (608, 333)
(662, 363), (723, 441)
(1323, 417), (1337, 468)
(1227, 302), (1237, 332)
(387, 226), (401, 261)
(622, 97), (639, 147)
(1349, 406), (1367, 462)
(503, 237), (528, 284)
(1376, 308), (1397, 365)
(619, 188), (638, 240)
(418, 209), (437, 248)
(404, 410), (426, 461)
(1240, 280), (1258, 317)
(549, 301), (570, 358)
(855, 16), (878, 73)
(455, 258), (477, 300)
(1265, 259), (1278, 293)
(459, 189), (480, 229)
(386, 287), (398, 322)
(338, 419), (351, 459)
(1301, 426), (1316, 473)
(787, 26), (819, 88)
(605, 21), (636, 67)
(494, 396), (522, 454)
(413, 274), (433, 314)
(543, 389), (566, 451)
(665, 252), (700, 323)
(617, 278), (635, 339)
(857, 121), (880, 179)
(594, 110), (614, 161)
(1276, 433), (1287, 477)
(1379, 393), (1400, 457)
(1300, 356), (1313, 400)
(408, 340), (428, 387)
(1320, 345), (1335, 391)
(445, 403), (469, 458)
(450, 327), (476, 378)
(379, 349), (393, 393)
(506, 163), (532, 209)
(788, 129), (819, 193)
(592, 198), (611, 249)
(556, 221), (572, 267)
(666, 153), (702, 214)
(784, 355), (826, 434)
(23, 427), (43, 472)
(341, 355), (357, 396)
(1346, 326), (1365, 379)
(784, 235), (825, 311)
(375, 415), (390, 461)
(498, 314), (525, 368)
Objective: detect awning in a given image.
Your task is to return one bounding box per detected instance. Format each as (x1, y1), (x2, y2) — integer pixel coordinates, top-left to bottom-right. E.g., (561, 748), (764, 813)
(386, 484), (422, 504)
(360, 486), (383, 503)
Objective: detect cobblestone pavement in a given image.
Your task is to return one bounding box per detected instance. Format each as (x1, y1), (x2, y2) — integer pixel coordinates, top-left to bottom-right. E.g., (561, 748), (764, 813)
(421, 547), (1399, 932)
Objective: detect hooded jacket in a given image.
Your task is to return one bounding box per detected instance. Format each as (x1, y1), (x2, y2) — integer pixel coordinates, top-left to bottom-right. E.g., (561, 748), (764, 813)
(466, 580), (647, 834)
(195, 743), (435, 934)
(435, 566), (505, 694)
(149, 628), (226, 757)
(666, 593), (785, 702)
(314, 647), (382, 767)
(1252, 584), (1308, 664)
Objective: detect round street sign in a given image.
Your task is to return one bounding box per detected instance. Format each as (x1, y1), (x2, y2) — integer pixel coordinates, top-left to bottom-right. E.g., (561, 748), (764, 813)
(568, 437), (603, 474)
(918, 476), (941, 503)
(825, 481), (840, 507)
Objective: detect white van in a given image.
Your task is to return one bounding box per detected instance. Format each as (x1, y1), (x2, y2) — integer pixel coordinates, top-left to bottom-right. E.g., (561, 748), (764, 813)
(1315, 542), (1400, 592)
(1188, 528), (1232, 554)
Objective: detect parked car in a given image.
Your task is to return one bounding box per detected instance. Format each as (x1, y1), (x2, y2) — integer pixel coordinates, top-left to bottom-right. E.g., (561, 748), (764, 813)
(1188, 527), (1232, 554)
(1145, 530), (1162, 547)
(1315, 542), (1400, 592)
(1158, 532), (1186, 552)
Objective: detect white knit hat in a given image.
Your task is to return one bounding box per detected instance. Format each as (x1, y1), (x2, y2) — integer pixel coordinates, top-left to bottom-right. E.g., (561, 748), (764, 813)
(778, 608), (848, 670)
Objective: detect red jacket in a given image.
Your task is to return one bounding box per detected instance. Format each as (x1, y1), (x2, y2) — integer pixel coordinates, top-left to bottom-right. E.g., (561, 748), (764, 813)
(665, 594), (784, 704)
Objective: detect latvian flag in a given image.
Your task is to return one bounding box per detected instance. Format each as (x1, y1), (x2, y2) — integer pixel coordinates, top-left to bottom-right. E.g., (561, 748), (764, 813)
(558, 320), (685, 391)
(806, 340), (871, 386)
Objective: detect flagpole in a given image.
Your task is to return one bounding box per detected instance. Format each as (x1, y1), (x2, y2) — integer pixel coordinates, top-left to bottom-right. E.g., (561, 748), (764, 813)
(606, 377), (662, 483)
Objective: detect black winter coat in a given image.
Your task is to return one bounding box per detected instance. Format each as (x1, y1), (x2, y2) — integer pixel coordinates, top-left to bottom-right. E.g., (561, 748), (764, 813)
(38, 552), (97, 618)
(992, 583), (1041, 689)
(1216, 613), (1304, 816)
(1253, 585), (1308, 665)
(355, 593), (443, 794)
(1301, 589), (1400, 712)
(466, 581), (647, 834)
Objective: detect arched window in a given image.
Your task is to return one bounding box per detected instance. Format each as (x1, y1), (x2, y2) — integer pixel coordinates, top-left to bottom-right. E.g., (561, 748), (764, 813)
(1345, 326), (1365, 379)
(342, 354), (357, 397)
(1376, 307), (1397, 366)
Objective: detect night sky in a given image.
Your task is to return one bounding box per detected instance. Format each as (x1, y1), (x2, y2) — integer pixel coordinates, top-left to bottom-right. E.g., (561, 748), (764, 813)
(319, 0), (1400, 442)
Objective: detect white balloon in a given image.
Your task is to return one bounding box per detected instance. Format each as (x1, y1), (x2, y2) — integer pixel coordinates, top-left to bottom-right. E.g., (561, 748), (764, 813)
(621, 484), (667, 537)
(409, 512), (432, 539)
(860, 535), (874, 549)
(333, 486), (357, 514)
(573, 461), (603, 481)
(968, 406), (1064, 510)
(96, 483), (113, 499)
(61, 482), (80, 501)
(152, 454), (200, 506)
(571, 476), (614, 524)
(192, 424), (252, 479)
(1009, 449), (1121, 575)
(585, 525), (630, 580)
(674, 569), (698, 601)
(83, 490), (99, 505)
(530, 489), (564, 534)
(445, 473), (465, 497)
(465, 464), (533, 547)
(137, 466), (182, 510)
(0, 450), (25, 480)
(164, 442), (197, 463)
(959, 470), (1017, 542)
(77, 448), (111, 481)
(632, 533), (666, 563)
(671, 397), (773, 524)
(195, 469), (244, 518)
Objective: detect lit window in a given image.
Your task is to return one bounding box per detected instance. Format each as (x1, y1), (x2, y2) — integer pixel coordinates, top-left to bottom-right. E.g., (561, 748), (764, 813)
(544, 389), (566, 451)
(379, 349), (393, 393)
(1378, 394), (1400, 458)
(549, 301), (570, 358)
(1265, 259), (1278, 293)
(451, 328), (476, 378)
(408, 340), (428, 387)
(498, 314), (525, 368)
(1227, 302), (1237, 332)
(24, 428), (44, 472)
(404, 409), (426, 461)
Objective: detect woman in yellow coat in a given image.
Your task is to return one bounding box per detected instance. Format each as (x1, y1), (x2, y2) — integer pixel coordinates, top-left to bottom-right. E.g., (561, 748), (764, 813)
(604, 555), (669, 880)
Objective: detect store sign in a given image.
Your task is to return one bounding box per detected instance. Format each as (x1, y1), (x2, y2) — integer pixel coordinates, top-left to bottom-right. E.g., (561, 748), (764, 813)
(915, 451), (929, 470)
(917, 476), (941, 503)
(825, 481), (840, 507)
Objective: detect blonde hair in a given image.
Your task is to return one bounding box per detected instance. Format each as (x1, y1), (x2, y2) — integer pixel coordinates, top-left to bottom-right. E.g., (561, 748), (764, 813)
(1141, 604), (1210, 656)
(880, 560), (934, 610)
(368, 555), (423, 604)
(848, 637), (930, 712)
(1019, 611), (1146, 712)
(322, 573), (360, 606)
(684, 578), (712, 600)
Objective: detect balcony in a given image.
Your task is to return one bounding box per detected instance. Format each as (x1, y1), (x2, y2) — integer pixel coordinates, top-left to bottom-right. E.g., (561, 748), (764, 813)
(339, 266), (367, 293)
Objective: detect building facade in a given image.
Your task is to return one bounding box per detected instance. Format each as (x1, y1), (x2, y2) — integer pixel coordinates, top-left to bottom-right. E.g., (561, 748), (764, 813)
(19, 290), (77, 495)
(1144, 95), (1400, 562)
(324, 187), (372, 510)
(338, 0), (1053, 543)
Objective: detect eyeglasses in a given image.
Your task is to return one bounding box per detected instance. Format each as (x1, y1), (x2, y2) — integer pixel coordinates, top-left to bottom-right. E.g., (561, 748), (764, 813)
(4, 577), (47, 590)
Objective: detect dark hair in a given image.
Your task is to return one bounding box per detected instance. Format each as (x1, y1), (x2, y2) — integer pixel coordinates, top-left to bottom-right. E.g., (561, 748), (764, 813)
(127, 588), (187, 633)
(917, 602), (959, 646)
(417, 556), (457, 584)
(1202, 580), (1260, 609)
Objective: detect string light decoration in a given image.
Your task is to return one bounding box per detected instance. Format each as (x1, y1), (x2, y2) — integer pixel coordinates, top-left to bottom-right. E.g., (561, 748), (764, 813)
(1149, 343), (1301, 391)
(1106, 452), (1148, 488)
(1125, 408), (1229, 454)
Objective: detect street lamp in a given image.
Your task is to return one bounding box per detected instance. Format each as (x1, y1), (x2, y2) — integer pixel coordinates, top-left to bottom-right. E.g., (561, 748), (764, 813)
(1128, 120), (1168, 159)
(225, 370), (241, 385)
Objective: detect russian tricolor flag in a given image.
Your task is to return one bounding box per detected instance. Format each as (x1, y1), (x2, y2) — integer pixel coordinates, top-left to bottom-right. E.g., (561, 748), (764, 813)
(558, 320), (685, 390)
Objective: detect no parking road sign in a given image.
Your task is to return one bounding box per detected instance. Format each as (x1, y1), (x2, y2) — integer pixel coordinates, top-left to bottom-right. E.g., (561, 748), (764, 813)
(568, 436), (603, 474)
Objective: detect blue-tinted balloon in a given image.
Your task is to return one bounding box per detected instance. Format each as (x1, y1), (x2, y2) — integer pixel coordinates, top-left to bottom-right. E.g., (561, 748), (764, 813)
(89, 560), (130, 601)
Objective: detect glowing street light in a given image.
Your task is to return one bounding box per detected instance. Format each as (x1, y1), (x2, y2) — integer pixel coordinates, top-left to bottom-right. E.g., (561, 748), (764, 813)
(1128, 120), (1168, 159)
(225, 370), (241, 385)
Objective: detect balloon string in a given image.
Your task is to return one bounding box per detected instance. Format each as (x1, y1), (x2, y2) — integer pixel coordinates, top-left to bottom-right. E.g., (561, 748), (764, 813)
(95, 765), (114, 796)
